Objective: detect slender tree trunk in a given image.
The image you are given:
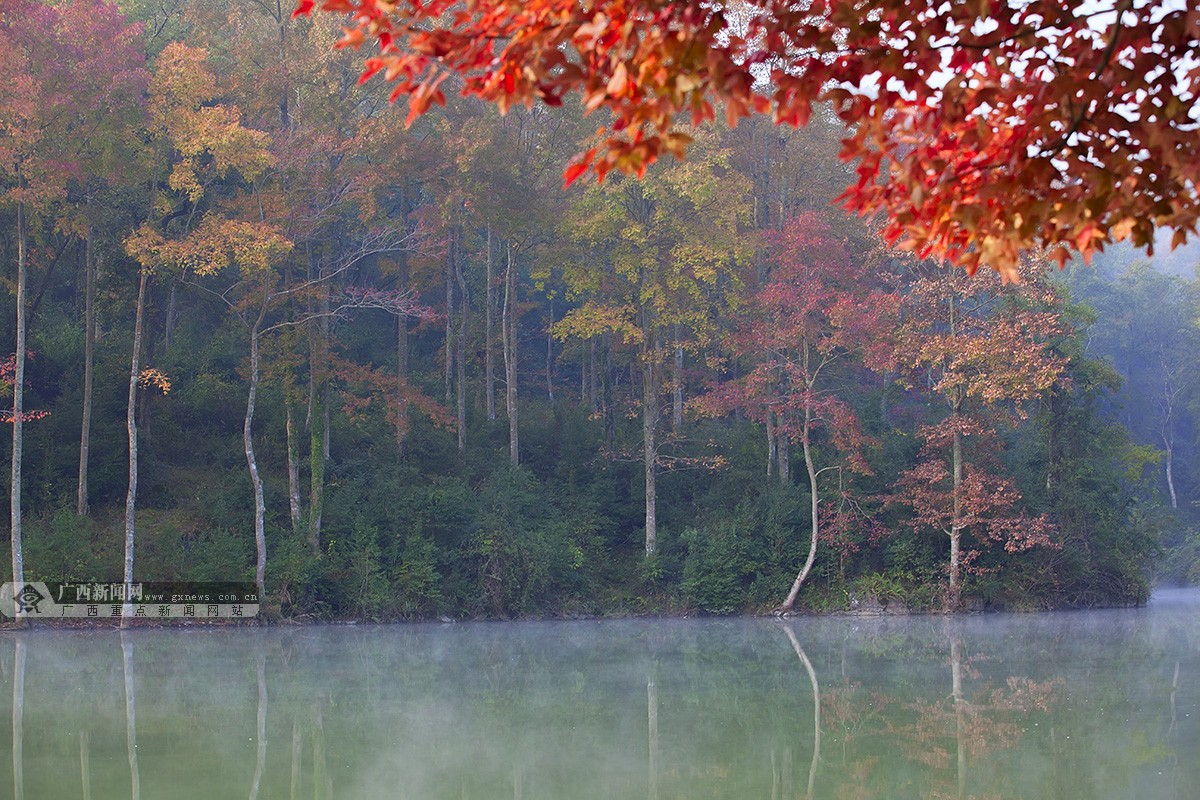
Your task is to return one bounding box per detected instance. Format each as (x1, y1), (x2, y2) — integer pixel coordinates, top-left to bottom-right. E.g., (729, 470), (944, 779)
(1161, 385), (1179, 509)
(163, 282), (177, 351)
(285, 400), (302, 535)
(307, 285), (330, 556)
(485, 224), (496, 421)
(778, 431), (791, 485)
(503, 242), (519, 466)
(1165, 445), (1178, 509)
(122, 267), (149, 625)
(780, 397), (819, 611)
(78, 228), (96, 516)
(672, 325), (683, 430)
(10, 198), (27, 589)
(642, 347), (659, 557)
(307, 389), (325, 556)
(546, 297), (555, 401)
(590, 337), (600, 415)
(454, 226), (468, 452)
(444, 246), (454, 405)
(581, 341), (588, 405)
(603, 334), (615, 451)
(396, 248), (410, 448)
(766, 413), (777, 478)
(246, 314), (268, 601)
(949, 419), (964, 610)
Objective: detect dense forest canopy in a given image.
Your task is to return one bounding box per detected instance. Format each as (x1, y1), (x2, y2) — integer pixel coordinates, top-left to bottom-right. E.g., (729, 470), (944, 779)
(0, 0), (1196, 620)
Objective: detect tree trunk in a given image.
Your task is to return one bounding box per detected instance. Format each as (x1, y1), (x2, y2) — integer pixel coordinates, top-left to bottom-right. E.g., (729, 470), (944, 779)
(485, 224), (496, 421)
(590, 337), (600, 415)
(766, 413), (776, 478)
(603, 334), (615, 451)
(78, 228), (96, 516)
(307, 285), (330, 556)
(778, 432), (791, 485)
(122, 267), (148, 625)
(246, 316), (268, 601)
(546, 297), (555, 401)
(307, 388), (325, 556)
(672, 326), (683, 430)
(396, 250), (410, 448)
(642, 350), (659, 557)
(454, 226), (468, 452)
(1165, 444), (1178, 509)
(503, 242), (519, 466)
(780, 398), (819, 611)
(1161, 383), (1179, 509)
(163, 282), (177, 351)
(10, 198), (27, 589)
(285, 400), (302, 535)
(444, 246), (454, 405)
(949, 419), (964, 609)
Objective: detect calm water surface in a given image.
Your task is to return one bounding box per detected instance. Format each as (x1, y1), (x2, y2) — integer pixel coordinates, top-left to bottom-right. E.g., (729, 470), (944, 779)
(1, 591), (1197, 799)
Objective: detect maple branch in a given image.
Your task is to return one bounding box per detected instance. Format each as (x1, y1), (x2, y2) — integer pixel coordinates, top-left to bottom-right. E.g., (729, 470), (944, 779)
(1036, 0), (1133, 159)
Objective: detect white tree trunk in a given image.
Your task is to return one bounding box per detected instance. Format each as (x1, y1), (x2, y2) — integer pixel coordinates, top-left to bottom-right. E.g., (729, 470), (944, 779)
(642, 356), (659, 557)
(503, 242), (519, 466)
(485, 224), (496, 421)
(780, 398), (819, 611)
(78, 229), (96, 516)
(122, 268), (148, 624)
(246, 321), (267, 601)
(285, 401), (302, 534)
(10, 198), (27, 589)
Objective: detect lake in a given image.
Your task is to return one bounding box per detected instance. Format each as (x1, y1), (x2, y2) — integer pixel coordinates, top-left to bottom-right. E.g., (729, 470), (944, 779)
(1, 590), (1197, 799)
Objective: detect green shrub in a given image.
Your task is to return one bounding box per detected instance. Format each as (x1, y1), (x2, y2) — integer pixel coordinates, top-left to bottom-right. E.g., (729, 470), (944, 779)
(681, 518), (756, 614)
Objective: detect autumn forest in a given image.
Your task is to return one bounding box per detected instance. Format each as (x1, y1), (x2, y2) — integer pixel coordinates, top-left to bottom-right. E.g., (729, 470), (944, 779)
(1, 0), (1197, 620)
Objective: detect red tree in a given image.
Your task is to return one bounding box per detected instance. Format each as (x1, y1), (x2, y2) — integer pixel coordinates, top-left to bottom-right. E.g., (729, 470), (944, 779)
(297, 0), (1198, 278)
(890, 257), (1066, 607)
(697, 213), (895, 609)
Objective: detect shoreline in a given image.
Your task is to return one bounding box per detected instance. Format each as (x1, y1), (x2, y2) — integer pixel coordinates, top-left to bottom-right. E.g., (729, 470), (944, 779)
(0, 593), (1163, 631)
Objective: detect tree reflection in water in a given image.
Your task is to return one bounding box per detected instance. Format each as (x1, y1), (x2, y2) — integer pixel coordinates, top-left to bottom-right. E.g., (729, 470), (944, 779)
(11, 638), (24, 800)
(781, 624), (821, 800)
(122, 631), (140, 800)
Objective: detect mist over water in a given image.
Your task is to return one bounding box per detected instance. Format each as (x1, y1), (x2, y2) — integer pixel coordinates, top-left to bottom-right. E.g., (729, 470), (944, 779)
(1, 593), (1197, 799)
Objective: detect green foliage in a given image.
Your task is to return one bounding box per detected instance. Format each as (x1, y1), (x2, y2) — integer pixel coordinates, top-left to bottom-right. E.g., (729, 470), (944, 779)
(471, 466), (583, 616)
(329, 516), (390, 620)
(850, 572), (904, 602)
(24, 509), (105, 582)
(681, 519), (756, 614)
(392, 534), (442, 618)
